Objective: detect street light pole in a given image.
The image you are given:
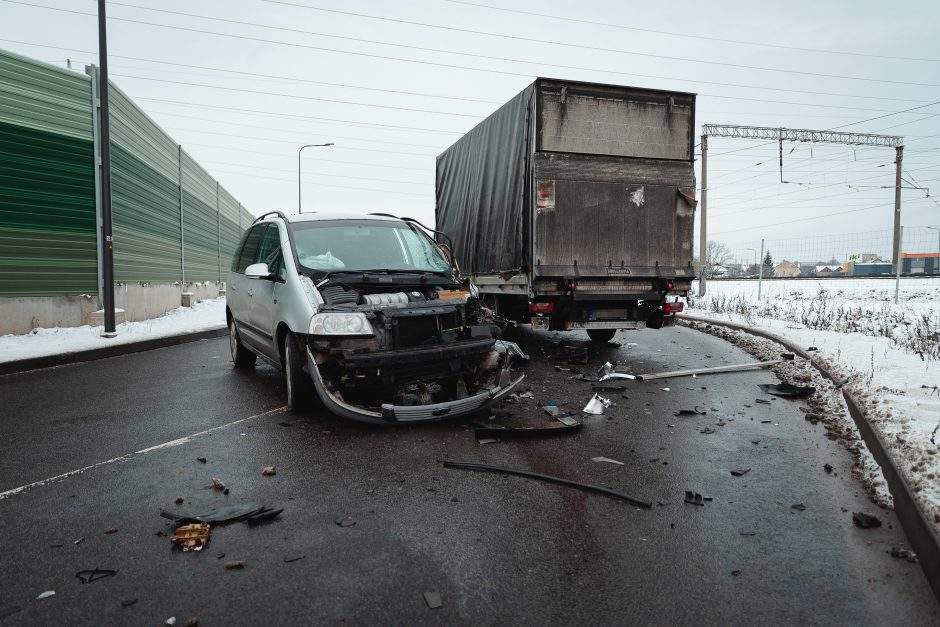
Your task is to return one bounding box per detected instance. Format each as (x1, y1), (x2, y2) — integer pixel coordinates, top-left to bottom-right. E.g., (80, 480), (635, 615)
(928, 227), (940, 276)
(97, 0), (116, 338)
(298, 143), (334, 213)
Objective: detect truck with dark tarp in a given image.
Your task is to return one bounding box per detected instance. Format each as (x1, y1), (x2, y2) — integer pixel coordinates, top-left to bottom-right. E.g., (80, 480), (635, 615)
(435, 78), (696, 342)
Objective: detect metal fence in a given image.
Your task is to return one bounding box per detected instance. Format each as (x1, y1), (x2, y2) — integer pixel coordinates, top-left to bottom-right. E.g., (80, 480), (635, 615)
(0, 47), (253, 298)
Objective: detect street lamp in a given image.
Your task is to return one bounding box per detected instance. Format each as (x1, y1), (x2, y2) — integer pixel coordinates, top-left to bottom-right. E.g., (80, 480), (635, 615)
(298, 142), (334, 213)
(928, 226), (940, 275)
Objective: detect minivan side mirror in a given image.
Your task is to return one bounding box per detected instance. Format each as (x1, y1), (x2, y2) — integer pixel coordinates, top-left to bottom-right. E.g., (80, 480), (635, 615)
(245, 262), (271, 279)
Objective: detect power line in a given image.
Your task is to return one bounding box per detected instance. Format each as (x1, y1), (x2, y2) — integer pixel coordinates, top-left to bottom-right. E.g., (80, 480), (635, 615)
(198, 159), (429, 184)
(442, 0), (940, 63)
(111, 74), (481, 118)
(6, 1), (940, 112)
(263, 0), (940, 88)
(161, 126), (436, 157)
(183, 143), (428, 170)
(135, 97), (459, 135)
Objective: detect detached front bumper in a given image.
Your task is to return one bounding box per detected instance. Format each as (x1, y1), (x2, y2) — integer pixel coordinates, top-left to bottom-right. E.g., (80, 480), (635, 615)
(306, 346), (525, 425)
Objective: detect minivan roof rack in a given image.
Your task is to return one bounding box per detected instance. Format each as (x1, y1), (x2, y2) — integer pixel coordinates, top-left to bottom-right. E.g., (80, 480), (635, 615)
(253, 210), (290, 224)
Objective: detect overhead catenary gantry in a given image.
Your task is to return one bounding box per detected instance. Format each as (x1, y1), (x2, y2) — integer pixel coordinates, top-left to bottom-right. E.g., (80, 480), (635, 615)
(697, 124), (905, 296)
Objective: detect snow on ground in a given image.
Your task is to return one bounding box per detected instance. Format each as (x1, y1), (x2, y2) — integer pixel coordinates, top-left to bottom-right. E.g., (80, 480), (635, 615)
(687, 277), (940, 531)
(0, 297), (226, 364)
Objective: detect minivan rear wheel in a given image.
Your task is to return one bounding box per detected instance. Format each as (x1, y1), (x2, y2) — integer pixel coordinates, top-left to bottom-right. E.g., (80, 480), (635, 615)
(285, 332), (315, 412)
(229, 319), (257, 368)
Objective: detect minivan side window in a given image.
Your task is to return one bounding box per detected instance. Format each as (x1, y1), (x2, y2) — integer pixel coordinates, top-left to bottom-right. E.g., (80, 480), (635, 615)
(234, 225), (266, 273)
(256, 225), (282, 267)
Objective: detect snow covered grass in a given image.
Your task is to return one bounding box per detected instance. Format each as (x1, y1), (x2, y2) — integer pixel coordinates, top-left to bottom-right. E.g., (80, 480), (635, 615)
(686, 277), (940, 532)
(0, 297), (226, 364)
(693, 278), (940, 361)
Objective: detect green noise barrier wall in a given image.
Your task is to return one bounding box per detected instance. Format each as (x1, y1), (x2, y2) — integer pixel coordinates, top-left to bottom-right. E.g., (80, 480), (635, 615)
(0, 48), (254, 297)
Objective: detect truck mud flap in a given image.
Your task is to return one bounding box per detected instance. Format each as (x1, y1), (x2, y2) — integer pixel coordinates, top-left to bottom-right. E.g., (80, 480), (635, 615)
(306, 347), (525, 425)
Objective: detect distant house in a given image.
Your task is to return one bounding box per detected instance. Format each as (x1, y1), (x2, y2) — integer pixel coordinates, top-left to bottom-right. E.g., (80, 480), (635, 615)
(815, 265), (838, 277)
(799, 264), (817, 277)
(774, 260), (801, 278)
(710, 265), (729, 277)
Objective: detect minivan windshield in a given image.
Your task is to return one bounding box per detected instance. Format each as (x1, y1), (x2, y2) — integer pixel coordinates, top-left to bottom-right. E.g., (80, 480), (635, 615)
(290, 219), (452, 275)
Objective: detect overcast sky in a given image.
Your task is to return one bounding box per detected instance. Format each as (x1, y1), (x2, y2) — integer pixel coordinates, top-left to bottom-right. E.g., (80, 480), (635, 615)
(2, 0), (939, 260)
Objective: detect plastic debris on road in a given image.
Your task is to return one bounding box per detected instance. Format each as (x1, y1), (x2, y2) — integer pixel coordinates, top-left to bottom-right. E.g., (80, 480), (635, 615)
(75, 568), (118, 583)
(423, 592), (443, 609)
(853, 511), (882, 528)
(583, 394), (611, 415)
(758, 383), (817, 397)
(592, 457), (624, 465)
(36, 591), (55, 600)
(261, 466), (277, 476)
(171, 523), (210, 552)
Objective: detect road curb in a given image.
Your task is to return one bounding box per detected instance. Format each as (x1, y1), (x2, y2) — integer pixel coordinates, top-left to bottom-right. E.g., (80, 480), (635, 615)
(0, 326), (229, 377)
(678, 312), (940, 603)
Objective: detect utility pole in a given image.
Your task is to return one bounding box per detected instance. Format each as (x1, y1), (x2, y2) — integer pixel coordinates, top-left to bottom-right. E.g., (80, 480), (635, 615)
(699, 134), (707, 296)
(892, 146), (903, 273)
(97, 0), (116, 337)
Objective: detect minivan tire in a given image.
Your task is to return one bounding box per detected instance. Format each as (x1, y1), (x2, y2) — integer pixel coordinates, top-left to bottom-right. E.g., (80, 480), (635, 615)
(229, 319), (257, 368)
(587, 329), (617, 343)
(285, 332), (315, 412)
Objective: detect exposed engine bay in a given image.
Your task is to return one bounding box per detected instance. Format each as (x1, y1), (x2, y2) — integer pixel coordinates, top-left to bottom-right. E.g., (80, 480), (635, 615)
(306, 281), (520, 413)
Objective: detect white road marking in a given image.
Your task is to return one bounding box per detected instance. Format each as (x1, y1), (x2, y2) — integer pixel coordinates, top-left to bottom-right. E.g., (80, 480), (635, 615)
(0, 406), (286, 501)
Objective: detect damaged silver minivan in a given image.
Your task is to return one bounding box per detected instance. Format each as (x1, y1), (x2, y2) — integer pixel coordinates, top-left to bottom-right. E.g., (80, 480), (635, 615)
(225, 212), (524, 424)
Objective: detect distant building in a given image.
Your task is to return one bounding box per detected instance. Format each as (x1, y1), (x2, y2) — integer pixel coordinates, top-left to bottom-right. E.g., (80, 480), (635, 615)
(853, 262), (893, 277)
(774, 260), (801, 278)
(815, 265), (839, 277)
(902, 253), (940, 275)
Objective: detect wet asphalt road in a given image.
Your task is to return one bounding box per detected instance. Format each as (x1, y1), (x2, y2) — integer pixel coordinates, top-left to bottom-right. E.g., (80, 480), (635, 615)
(0, 327), (937, 626)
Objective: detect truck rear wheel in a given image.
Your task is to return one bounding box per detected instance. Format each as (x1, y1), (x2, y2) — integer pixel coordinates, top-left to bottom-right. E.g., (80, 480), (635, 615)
(587, 329), (617, 343)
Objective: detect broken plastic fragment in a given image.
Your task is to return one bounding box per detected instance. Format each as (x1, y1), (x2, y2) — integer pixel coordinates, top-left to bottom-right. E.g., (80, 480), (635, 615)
(596, 362), (636, 381)
(211, 478), (225, 491)
(76, 568), (118, 584)
(224, 561), (245, 570)
(423, 592), (443, 609)
(758, 383), (816, 397)
(852, 511), (882, 528)
(592, 457), (624, 465)
(171, 523), (210, 552)
(261, 466), (277, 476)
(582, 394), (611, 415)
(36, 591), (55, 600)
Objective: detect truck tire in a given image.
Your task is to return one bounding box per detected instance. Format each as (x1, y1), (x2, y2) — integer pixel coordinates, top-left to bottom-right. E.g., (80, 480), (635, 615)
(587, 329), (617, 344)
(285, 332), (315, 412)
(229, 319), (257, 368)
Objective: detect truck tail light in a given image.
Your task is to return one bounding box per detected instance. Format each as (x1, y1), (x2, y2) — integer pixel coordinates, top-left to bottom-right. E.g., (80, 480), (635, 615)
(529, 302), (554, 314)
(664, 302), (684, 314)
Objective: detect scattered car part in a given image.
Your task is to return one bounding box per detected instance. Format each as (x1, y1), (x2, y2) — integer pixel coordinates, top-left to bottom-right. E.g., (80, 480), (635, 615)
(675, 408), (707, 416)
(335, 516), (356, 528)
(261, 466), (277, 476)
(684, 491), (711, 506)
(582, 394), (611, 415)
(730, 468), (751, 477)
(596, 362), (636, 381)
(36, 591), (55, 600)
(755, 398), (772, 405)
(171, 524), (210, 552)
(618, 360), (784, 381)
(555, 414), (581, 427)
(211, 478), (225, 491)
(592, 457), (624, 465)
(474, 421), (582, 439)
(224, 561), (245, 570)
(758, 383), (817, 397)
(75, 568), (118, 584)
(441, 460), (652, 509)
(423, 592), (443, 610)
(161, 503), (281, 526)
(853, 512), (882, 528)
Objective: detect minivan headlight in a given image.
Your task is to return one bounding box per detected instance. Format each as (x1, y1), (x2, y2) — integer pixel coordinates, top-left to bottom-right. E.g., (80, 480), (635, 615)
(309, 312), (374, 336)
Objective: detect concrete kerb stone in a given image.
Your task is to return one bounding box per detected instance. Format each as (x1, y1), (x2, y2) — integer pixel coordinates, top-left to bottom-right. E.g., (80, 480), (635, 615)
(0, 326), (228, 377)
(677, 312), (940, 603)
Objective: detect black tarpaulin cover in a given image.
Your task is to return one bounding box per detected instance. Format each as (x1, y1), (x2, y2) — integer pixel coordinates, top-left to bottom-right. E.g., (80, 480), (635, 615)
(435, 82), (535, 275)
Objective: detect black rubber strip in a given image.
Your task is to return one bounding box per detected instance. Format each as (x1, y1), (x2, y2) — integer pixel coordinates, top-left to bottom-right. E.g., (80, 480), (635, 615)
(441, 460), (652, 509)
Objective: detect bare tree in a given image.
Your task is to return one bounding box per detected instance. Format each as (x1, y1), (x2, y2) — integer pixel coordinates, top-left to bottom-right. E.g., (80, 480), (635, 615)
(706, 240), (733, 268)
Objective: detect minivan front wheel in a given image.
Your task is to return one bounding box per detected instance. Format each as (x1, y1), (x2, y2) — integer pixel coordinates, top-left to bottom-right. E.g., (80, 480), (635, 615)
(285, 332), (315, 412)
(229, 319), (257, 368)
